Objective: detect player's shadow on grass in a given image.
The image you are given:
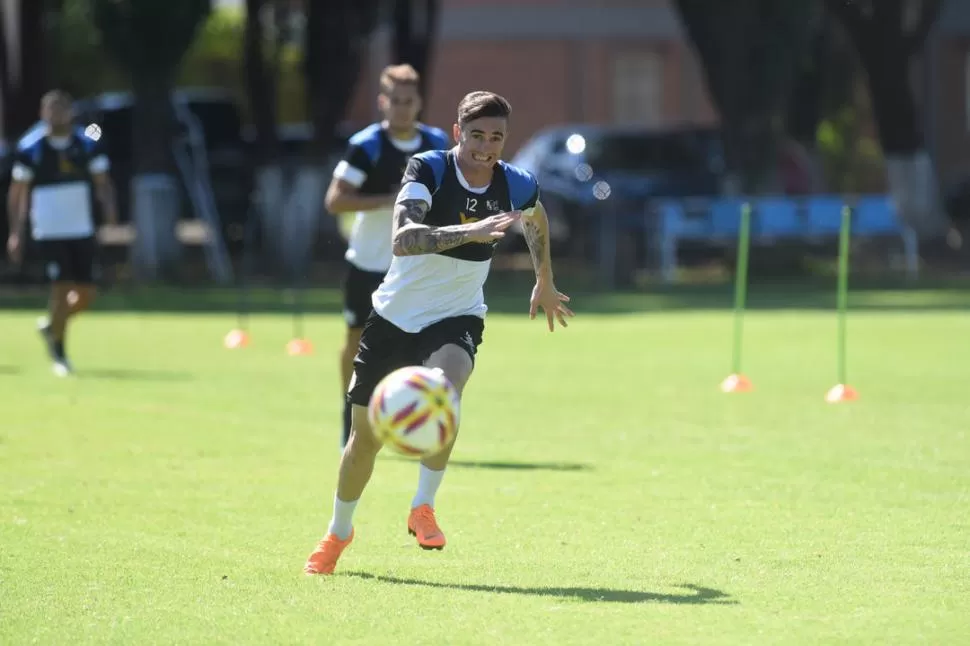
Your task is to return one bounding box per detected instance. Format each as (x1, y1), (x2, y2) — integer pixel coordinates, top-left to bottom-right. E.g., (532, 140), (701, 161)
(81, 368), (193, 382)
(344, 572), (736, 605)
(0, 365), (21, 375)
(446, 459), (591, 472)
(384, 455), (591, 472)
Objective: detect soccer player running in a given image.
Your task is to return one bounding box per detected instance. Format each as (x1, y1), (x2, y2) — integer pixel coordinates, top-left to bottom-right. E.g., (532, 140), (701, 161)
(6, 90), (118, 377)
(324, 64), (449, 449)
(305, 91), (573, 575)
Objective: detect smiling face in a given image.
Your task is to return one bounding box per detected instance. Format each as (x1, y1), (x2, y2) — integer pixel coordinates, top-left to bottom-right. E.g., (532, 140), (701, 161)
(454, 116), (508, 171)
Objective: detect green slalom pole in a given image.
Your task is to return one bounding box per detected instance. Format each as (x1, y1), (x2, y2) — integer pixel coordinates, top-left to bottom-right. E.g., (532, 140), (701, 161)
(730, 202), (752, 376)
(825, 203), (858, 402)
(722, 202), (754, 392)
(835, 205), (852, 386)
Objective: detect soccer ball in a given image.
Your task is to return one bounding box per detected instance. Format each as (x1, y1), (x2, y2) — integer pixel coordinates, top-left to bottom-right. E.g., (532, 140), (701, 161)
(368, 366), (460, 457)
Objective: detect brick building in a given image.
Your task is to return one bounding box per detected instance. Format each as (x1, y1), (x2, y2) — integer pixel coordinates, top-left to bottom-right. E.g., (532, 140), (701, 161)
(348, 0), (718, 156)
(216, 0), (970, 180)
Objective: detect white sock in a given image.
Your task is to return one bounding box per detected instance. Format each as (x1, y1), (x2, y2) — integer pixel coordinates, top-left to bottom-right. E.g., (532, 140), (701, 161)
(411, 465), (445, 509)
(327, 495), (358, 540)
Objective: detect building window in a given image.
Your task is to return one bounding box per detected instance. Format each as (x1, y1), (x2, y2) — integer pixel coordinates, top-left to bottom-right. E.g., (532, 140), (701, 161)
(612, 52), (663, 127)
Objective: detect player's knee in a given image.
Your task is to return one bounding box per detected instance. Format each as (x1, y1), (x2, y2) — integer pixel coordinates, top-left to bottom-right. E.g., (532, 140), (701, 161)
(348, 427), (382, 455)
(342, 329), (363, 358)
(348, 405), (382, 454)
(340, 345), (357, 365)
(426, 345), (474, 394)
(50, 283), (71, 310)
(76, 286), (96, 308)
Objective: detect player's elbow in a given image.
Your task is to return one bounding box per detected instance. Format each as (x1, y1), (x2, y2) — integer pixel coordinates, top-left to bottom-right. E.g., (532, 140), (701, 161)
(323, 189), (340, 214)
(95, 177), (115, 197)
(325, 180), (353, 214)
(391, 229), (417, 257)
(391, 237), (409, 257)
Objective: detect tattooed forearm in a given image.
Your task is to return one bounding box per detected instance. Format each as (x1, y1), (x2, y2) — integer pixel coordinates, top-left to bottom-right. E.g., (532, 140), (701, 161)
(394, 225), (471, 256)
(392, 199), (473, 256)
(523, 218), (546, 274)
(522, 207), (553, 281)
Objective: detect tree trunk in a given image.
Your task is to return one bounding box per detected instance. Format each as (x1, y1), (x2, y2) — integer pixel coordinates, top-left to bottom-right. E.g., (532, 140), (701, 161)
(0, 0), (46, 140)
(244, 0), (277, 165)
(14, 0), (44, 136)
(393, 0), (439, 100)
(304, 1), (376, 161)
(0, 0), (11, 145)
(243, 0), (285, 271)
(859, 49), (922, 155)
(785, 14), (859, 194)
(675, 0), (816, 194)
(857, 49), (945, 236)
(130, 73), (182, 281)
(860, 45), (946, 236)
(90, 0), (212, 282)
(284, 0), (379, 280)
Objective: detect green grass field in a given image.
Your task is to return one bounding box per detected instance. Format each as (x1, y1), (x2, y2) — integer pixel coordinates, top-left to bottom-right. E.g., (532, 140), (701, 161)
(1, 286), (969, 645)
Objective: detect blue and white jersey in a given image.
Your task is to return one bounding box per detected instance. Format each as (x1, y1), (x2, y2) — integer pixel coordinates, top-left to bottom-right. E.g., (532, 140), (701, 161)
(333, 122), (449, 273)
(13, 125), (109, 240)
(374, 148), (540, 333)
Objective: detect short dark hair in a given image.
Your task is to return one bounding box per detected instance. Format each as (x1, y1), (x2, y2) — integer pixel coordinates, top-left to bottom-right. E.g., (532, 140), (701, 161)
(457, 91), (511, 127)
(380, 64), (420, 95)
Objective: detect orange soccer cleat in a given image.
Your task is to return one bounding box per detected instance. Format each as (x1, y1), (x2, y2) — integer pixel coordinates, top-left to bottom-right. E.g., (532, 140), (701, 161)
(303, 530), (354, 575)
(407, 504), (446, 550)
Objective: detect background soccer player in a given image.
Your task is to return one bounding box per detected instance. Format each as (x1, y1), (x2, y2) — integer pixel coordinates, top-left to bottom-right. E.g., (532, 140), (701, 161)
(6, 90), (118, 377)
(324, 64), (449, 448)
(305, 91), (573, 575)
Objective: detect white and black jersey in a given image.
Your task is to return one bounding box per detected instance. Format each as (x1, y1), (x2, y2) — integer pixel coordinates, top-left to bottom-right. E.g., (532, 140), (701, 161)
(333, 122), (449, 273)
(13, 126), (109, 241)
(374, 148), (540, 333)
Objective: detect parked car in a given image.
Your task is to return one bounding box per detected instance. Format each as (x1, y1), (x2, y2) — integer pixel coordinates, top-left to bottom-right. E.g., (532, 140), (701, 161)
(509, 124), (726, 255)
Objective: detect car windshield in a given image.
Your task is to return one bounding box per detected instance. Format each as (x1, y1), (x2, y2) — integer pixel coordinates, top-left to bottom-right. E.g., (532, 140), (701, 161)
(584, 133), (712, 173)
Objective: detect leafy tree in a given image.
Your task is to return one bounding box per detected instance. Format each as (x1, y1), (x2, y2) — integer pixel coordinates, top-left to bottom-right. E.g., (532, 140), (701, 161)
(675, 0), (818, 192)
(824, 0), (949, 237)
(89, 0), (212, 280)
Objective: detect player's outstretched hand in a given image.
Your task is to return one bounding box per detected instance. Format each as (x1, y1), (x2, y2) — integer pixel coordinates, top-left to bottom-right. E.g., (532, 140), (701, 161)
(530, 281), (574, 332)
(465, 211), (521, 244)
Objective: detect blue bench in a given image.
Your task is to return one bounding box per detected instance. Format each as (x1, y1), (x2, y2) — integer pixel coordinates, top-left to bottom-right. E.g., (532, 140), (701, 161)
(657, 195), (919, 283)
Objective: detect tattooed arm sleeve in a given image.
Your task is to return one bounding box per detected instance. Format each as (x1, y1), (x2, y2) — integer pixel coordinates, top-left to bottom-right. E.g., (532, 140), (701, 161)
(391, 198), (473, 256)
(522, 199), (554, 282)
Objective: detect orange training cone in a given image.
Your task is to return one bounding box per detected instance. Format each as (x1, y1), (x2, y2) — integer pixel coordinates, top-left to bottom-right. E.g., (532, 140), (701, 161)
(825, 384), (858, 403)
(286, 338), (314, 356)
(224, 329), (250, 349)
(720, 373), (753, 393)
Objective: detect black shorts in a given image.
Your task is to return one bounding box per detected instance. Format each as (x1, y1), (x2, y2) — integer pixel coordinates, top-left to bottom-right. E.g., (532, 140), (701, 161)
(348, 312), (485, 407)
(343, 261), (386, 328)
(35, 236), (98, 284)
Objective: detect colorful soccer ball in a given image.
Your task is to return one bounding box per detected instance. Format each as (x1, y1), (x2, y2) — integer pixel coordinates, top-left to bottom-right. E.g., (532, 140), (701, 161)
(367, 366), (460, 457)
